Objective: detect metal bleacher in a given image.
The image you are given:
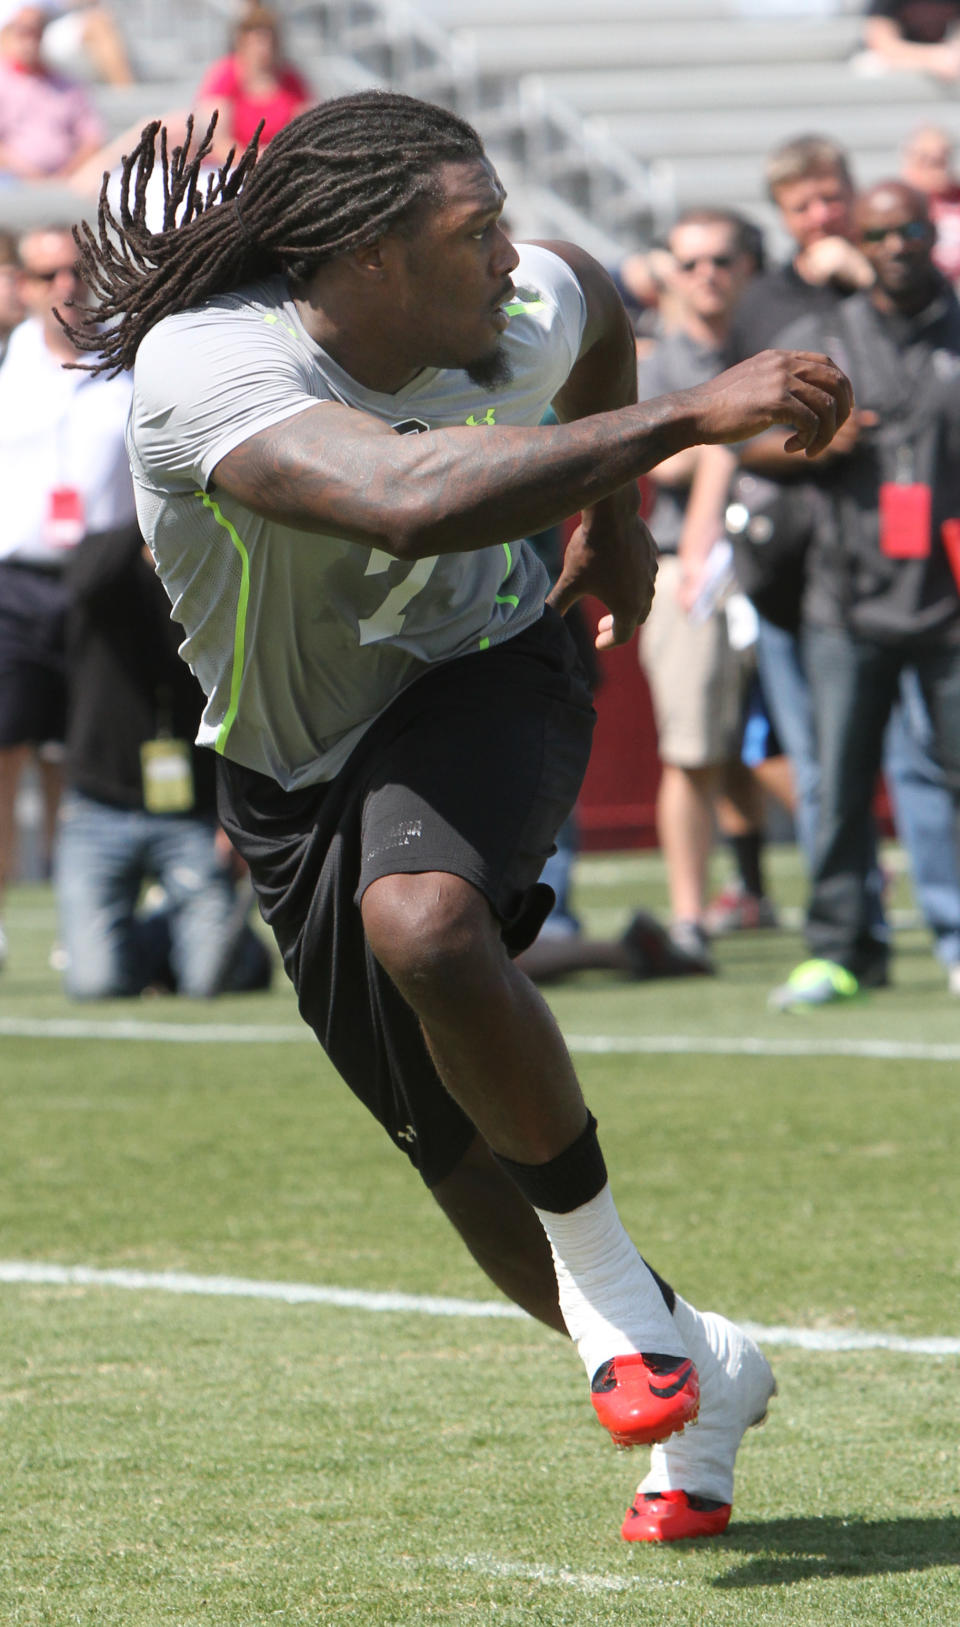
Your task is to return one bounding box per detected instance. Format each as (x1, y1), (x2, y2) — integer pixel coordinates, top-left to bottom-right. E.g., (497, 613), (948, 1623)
(6, 0), (960, 253)
(0, 0), (661, 256)
(418, 0), (960, 244)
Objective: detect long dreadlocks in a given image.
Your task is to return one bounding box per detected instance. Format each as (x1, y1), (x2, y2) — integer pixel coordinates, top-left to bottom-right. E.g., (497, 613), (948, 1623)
(68, 91), (486, 376)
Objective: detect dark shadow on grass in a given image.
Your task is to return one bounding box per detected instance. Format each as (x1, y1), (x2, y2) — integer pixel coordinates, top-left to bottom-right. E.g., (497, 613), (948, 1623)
(709, 1515), (960, 1587)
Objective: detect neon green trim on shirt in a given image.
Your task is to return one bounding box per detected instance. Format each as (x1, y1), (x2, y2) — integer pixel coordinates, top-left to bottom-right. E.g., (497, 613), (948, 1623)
(262, 312), (298, 339)
(502, 298), (545, 316)
(194, 490), (251, 754)
(494, 540), (519, 607)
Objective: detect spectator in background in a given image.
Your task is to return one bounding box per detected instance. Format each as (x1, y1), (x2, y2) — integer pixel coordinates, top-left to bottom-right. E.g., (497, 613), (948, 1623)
(0, 1), (104, 182)
(56, 523), (273, 1000)
(616, 220), (766, 352)
(636, 208), (778, 971)
(683, 137), (960, 998)
(42, 1), (134, 86)
(682, 139), (874, 793)
(195, 5), (313, 164)
(516, 518), (711, 985)
(0, 223), (134, 971)
(900, 124), (960, 283)
(682, 137), (899, 863)
(770, 182), (960, 1006)
(0, 230), (25, 357)
(858, 0), (960, 79)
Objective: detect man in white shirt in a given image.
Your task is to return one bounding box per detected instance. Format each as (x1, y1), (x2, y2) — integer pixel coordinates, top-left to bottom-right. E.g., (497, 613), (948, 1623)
(0, 222), (134, 967)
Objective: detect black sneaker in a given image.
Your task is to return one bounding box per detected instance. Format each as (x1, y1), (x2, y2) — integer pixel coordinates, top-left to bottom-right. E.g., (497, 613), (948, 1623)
(667, 920), (715, 976)
(621, 912), (714, 977)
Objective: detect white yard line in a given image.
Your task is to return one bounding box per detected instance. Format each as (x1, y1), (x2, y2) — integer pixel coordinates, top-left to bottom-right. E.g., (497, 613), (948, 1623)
(425, 1553), (683, 1595)
(564, 1034), (960, 1062)
(1, 1260), (956, 1354)
(0, 1016), (311, 1044)
(2, 1015), (960, 1062)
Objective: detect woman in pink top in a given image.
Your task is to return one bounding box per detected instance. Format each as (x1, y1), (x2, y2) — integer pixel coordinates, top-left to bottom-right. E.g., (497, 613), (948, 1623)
(0, 2), (104, 180)
(196, 5), (312, 160)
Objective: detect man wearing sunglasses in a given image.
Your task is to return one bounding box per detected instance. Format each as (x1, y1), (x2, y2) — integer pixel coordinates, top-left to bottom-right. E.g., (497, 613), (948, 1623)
(0, 224), (135, 971)
(636, 209), (776, 970)
(769, 182), (960, 1007)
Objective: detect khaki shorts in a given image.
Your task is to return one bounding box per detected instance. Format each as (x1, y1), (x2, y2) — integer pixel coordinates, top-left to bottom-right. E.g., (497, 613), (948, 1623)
(639, 554), (753, 768)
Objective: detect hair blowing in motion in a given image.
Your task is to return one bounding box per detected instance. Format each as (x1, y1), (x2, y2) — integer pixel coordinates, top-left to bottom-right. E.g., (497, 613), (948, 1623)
(66, 91), (484, 376)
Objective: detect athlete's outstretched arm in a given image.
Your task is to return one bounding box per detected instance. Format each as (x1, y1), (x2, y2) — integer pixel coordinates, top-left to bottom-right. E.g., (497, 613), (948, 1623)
(211, 267), (851, 610)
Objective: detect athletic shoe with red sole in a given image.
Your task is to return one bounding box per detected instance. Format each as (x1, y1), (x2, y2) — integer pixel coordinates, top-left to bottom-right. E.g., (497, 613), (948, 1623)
(621, 1308), (776, 1542)
(621, 1488), (732, 1542)
(590, 1353), (700, 1447)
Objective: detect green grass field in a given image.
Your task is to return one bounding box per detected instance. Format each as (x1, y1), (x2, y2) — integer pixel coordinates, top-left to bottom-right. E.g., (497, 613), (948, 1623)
(1, 851), (958, 1626)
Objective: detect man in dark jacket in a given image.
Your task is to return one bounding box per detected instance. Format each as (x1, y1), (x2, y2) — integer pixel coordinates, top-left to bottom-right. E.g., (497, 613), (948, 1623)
(55, 522), (272, 998)
(771, 181), (960, 1006)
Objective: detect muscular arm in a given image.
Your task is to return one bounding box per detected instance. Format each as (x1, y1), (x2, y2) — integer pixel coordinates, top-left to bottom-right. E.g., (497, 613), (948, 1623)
(863, 14), (960, 76)
(676, 442), (738, 607)
(738, 428), (797, 476)
(644, 445), (702, 488)
(212, 255), (851, 568)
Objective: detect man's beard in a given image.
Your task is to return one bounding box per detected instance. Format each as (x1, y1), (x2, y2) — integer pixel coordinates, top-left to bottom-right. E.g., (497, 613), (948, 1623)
(465, 345), (514, 389)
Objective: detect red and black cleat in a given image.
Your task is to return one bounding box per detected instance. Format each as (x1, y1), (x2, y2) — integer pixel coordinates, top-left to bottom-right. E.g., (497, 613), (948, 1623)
(621, 1488), (732, 1542)
(590, 1353), (700, 1447)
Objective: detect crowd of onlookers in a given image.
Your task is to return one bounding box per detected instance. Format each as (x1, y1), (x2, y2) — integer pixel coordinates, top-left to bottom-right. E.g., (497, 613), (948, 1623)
(5, 1), (960, 200)
(0, 2), (312, 996)
(3, 0), (960, 1007)
(0, 217), (273, 996)
(618, 128), (960, 1007)
(0, 2), (314, 191)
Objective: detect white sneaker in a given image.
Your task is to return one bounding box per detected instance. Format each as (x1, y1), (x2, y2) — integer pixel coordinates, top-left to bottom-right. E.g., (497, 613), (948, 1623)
(948, 963), (960, 997)
(621, 1301), (775, 1541)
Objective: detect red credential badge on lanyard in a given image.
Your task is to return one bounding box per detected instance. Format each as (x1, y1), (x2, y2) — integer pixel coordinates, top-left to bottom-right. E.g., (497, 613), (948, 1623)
(941, 520), (960, 593)
(45, 487), (86, 549)
(878, 483), (931, 559)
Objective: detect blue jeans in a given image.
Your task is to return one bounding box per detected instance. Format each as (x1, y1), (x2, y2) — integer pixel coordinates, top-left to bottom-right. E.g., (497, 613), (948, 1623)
(802, 627), (960, 975)
(755, 617), (822, 867)
(758, 616), (960, 964)
(55, 791), (270, 998)
(883, 669), (960, 967)
(538, 812), (581, 938)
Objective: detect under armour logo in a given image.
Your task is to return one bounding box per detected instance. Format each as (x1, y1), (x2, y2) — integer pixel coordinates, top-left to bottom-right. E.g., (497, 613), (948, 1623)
(465, 408), (497, 427)
(397, 1125), (417, 1144)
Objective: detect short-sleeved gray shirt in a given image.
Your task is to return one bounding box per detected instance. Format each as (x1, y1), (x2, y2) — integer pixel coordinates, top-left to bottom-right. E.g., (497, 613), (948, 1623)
(636, 328), (724, 555)
(128, 243), (587, 789)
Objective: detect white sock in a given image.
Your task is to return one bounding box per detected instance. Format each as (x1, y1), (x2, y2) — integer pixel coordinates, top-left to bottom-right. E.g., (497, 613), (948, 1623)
(636, 1295), (776, 1504)
(670, 1294), (729, 1374)
(533, 1183), (687, 1381)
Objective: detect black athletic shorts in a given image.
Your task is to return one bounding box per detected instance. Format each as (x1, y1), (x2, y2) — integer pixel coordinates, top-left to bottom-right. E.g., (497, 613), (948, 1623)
(216, 608), (595, 1187)
(0, 561), (68, 748)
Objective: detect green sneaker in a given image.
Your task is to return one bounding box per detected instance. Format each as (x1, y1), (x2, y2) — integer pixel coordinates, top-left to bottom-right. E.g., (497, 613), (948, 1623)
(768, 959), (859, 1012)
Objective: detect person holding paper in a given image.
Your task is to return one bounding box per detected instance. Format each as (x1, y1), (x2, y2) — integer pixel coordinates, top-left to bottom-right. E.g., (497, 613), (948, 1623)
(636, 209), (778, 971)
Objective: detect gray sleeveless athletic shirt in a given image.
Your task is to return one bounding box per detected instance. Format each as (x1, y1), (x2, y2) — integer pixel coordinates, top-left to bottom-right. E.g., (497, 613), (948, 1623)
(128, 243), (587, 789)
